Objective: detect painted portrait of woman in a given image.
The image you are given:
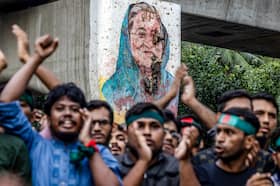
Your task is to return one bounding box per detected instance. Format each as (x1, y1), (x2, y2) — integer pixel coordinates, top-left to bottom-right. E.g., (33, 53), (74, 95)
(101, 2), (179, 123)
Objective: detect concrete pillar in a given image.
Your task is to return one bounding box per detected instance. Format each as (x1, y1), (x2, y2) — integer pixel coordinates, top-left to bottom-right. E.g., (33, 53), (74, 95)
(0, 0), (93, 99)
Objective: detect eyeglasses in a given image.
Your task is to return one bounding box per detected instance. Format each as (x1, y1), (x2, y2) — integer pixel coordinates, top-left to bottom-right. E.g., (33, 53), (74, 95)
(164, 128), (181, 141)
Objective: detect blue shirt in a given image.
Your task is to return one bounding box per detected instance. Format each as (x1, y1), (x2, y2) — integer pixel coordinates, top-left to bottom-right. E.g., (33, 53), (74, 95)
(0, 101), (122, 186)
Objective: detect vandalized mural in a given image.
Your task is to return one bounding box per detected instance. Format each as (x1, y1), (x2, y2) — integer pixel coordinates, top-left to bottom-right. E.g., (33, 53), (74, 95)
(96, 0), (181, 123)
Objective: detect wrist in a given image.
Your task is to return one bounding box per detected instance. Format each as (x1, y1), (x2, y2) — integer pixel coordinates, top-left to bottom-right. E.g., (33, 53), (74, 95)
(86, 139), (99, 153)
(184, 96), (197, 106)
(139, 155), (152, 163)
(137, 159), (150, 168)
(19, 54), (31, 63)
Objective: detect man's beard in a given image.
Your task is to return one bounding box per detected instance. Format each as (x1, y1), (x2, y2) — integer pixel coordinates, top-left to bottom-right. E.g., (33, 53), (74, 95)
(218, 148), (245, 163)
(50, 126), (79, 142)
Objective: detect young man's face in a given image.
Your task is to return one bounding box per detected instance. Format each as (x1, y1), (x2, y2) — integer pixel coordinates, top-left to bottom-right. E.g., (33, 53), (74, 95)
(253, 99), (277, 137)
(89, 107), (112, 145)
(162, 121), (179, 155)
(109, 129), (127, 156)
(49, 96), (83, 142)
(128, 118), (164, 156)
(129, 10), (163, 78)
(215, 124), (246, 161)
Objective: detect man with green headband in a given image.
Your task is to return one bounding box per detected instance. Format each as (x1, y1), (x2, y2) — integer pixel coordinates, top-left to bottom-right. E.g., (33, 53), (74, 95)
(19, 90), (34, 120)
(116, 102), (200, 186)
(182, 107), (273, 186)
(269, 128), (280, 186)
(179, 115), (206, 156)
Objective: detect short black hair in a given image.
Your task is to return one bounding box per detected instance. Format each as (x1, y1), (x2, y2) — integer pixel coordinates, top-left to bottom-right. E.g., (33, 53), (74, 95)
(222, 107), (260, 135)
(86, 100), (114, 125)
(162, 109), (179, 132)
(44, 83), (87, 116)
(217, 89), (252, 112)
(125, 102), (164, 125)
(252, 92), (279, 116)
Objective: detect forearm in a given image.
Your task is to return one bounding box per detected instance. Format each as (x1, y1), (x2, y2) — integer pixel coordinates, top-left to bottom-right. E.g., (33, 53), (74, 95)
(89, 153), (120, 186)
(154, 91), (177, 109)
(0, 55), (41, 102)
(25, 55), (60, 90)
(0, 101), (36, 148)
(123, 160), (149, 186)
(35, 66), (61, 90)
(184, 98), (217, 129)
(180, 160), (201, 186)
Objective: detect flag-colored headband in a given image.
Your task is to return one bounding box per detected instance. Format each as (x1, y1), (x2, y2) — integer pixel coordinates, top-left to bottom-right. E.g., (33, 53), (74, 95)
(218, 114), (256, 135)
(126, 110), (164, 125)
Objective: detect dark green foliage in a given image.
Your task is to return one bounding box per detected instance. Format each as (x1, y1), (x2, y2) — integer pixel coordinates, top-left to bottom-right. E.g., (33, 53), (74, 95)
(179, 42), (280, 118)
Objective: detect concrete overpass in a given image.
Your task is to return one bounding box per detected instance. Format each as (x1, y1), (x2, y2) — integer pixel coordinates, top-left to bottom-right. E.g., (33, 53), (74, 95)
(0, 0), (279, 97)
(1, 0), (280, 57)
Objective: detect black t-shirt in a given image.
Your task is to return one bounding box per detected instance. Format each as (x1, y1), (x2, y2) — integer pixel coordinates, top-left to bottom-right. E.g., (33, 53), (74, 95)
(115, 152), (179, 186)
(194, 162), (256, 186)
(192, 148), (276, 173)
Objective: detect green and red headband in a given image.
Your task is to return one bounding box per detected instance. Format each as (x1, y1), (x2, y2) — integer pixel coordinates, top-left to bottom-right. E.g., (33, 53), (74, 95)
(126, 110), (164, 125)
(19, 92), (34, 109)
(180, 117), (202, 132)
(218, 114), (256, 135)
(271, 136), (280, 151)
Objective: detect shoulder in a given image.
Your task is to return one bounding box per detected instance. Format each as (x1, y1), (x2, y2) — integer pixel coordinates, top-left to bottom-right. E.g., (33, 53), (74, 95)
(97, 145), (120, 166)
(0, 134), (25, 145)
(160, 153), (179, 174)
(192, 148), (216, 166)
(0, 101), (22, 114)
(0, 134), (27, 153)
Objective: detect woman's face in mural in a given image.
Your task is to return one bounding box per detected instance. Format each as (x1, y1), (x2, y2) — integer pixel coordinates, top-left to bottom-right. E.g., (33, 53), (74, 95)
(129, 10), (164, 78)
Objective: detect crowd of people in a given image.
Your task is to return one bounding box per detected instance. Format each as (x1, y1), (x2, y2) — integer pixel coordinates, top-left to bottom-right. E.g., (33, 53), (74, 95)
(0, 24), (279, 186)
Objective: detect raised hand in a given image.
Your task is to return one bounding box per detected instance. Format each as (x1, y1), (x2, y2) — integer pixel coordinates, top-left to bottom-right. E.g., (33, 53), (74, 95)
(169, 63), (188, 97)
(174, 133), (192, 161)
(0, 50), (8, 72)
(34, 34), (59, 61)
(12, 24), (30, 63)
(78, 108), (92, 145)
(131, 123), (152, 162)
(181, 74), (196, 105)
(245, 139), (260, 167)
(246, 173), (272, 186)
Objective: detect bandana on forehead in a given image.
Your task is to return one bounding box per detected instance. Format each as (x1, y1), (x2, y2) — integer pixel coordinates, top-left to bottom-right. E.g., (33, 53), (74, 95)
(218, 114), (256, 135)
(126, 110), (164, 125)
(180, 117), (201, 131)
(19, 92), (33, 109)
(275, 137), (280, 148)
(181, 118), (194, 124)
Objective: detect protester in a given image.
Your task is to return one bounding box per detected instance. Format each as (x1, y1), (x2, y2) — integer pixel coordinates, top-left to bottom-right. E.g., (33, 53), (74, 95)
(86, 100), (114, 146)
(252, 93), (278, 140)
(0, 33), (122, 185)
(109, 123), (127, 156)
(178, 115), (205, 156)
(0, 50), (31, 185)
(116, 102), (199, 186)
(269, 127), (280, 185)
(183, 108), (272, 186)
(162, 109), (181, 155)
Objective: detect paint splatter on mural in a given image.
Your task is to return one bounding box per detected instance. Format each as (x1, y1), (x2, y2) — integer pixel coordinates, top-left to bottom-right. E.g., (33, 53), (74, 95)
(94, 0), (181, 123)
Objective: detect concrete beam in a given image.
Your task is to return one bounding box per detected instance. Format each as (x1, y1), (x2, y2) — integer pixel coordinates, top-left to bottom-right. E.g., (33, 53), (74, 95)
(166, 0), (280, 57)
(0, 0), (92, 98)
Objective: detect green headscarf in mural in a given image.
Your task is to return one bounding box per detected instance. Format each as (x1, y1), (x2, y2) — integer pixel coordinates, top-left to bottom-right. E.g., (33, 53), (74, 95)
(102, 2), (178, 118)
